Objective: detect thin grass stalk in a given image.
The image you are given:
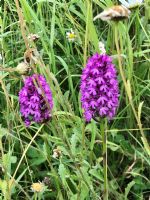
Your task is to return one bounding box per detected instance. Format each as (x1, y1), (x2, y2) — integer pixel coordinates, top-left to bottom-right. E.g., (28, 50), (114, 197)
(0, 67), (15, 72)
(84, 0), (90, 66)
(15, 0), (30, 51)
(100, 119), (108, 200)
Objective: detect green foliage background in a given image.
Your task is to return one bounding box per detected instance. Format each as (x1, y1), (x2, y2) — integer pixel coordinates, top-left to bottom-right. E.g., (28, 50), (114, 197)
(0, 0), (150, 199)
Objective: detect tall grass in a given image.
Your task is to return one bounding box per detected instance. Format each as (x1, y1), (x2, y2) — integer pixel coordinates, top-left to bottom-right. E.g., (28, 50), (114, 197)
(0, 0), (150, 199)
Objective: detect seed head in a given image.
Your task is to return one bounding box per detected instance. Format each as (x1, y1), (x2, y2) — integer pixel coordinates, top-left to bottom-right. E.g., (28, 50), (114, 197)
(52, 148), (62, 159)
(15, 62), (30, 75)
(28, 33), (40, 42)
(94, 5), (130, 21)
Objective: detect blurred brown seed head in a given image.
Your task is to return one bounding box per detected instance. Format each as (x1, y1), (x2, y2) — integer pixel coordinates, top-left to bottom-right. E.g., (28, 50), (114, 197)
(28, 33), (40, 42)
(52, 148), (62, 159)
(94, 5), (130, 21)
(43, 176), (50, 186)
(15, 62), (30, 75)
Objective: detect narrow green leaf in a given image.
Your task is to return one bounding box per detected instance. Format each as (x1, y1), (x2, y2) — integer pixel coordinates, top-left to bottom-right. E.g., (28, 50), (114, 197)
(125, 181), (135, 200)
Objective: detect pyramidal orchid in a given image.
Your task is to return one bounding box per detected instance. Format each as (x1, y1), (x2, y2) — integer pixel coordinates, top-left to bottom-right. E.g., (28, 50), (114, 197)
(19, 74), (53, 126)
(80, 53), (119, 122)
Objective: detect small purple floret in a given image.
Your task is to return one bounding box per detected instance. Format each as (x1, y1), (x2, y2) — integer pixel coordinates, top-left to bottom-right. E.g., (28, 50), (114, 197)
(19, 74), (53, 126)
(80, 53), (119, 122)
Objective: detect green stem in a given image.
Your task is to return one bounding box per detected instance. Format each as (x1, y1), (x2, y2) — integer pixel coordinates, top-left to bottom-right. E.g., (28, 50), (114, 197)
(34, 193), (38, 200)
(100, 119), (108, 200)
(135, 8), (140, 51)
(82, 122), (85, 149)
(84, 0), (90, 66)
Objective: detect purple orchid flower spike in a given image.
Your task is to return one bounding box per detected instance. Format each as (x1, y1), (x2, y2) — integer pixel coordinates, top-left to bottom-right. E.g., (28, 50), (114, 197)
(19, 74), (53, 126)
(80, 53), (119, 122)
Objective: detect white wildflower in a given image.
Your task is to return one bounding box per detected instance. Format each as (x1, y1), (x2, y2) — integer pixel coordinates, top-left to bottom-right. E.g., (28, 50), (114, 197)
(66, 29), (76, 42)
(31, 182), (44, 193)
(98, 42), (106, 54)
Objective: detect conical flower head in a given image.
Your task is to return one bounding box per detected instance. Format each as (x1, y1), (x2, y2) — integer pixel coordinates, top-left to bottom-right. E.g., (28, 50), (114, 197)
(80, 53), (119, 122)
(19, 74), (53, 126)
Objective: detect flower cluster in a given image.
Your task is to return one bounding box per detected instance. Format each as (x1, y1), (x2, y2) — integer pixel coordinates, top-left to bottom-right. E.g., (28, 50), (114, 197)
(80, 53), (119, 122)
(19, 74), (53, 126)
(31, 182), (44, 193)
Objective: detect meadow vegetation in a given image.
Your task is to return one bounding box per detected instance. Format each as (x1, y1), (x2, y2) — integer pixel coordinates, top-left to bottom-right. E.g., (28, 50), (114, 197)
(0, 0), (150, 199)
